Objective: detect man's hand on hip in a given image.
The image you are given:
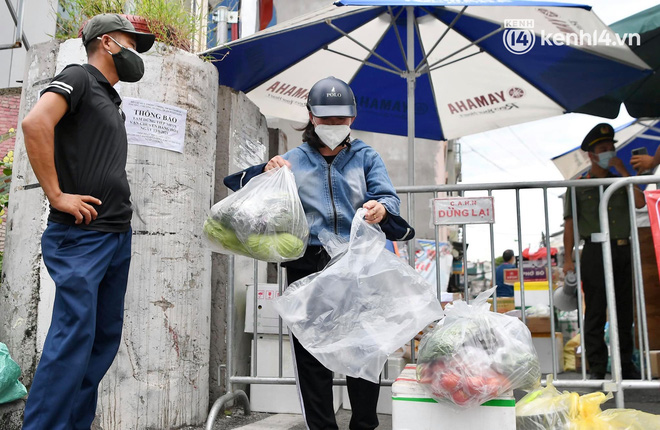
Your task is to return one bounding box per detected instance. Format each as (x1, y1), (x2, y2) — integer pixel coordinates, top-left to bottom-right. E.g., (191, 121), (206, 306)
(50, 193), (102, 225)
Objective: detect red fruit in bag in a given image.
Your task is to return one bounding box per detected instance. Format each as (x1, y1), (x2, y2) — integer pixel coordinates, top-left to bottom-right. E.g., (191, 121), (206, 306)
(451, 388), (472, 406)
(439, 373), (460, 392)
(483, 376), (503, 397)
(431, 359), (446, 370)
(465, 376), (485, 396)
(418, 364), (434, 384)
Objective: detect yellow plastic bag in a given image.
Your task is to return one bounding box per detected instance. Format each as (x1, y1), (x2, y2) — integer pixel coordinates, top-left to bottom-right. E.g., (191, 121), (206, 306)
(594, 409), (660, 429)
(516, 376), (579, 430)
(517, 376), (660, 429)
(570, 392), (612, 429)
(564, 334), (581, 372)
(569, 391), (660, 429)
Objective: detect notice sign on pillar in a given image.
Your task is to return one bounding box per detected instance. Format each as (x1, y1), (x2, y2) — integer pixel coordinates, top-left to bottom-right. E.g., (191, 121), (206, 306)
(123, 97), (187, 153)
(433, 196), (494, 225)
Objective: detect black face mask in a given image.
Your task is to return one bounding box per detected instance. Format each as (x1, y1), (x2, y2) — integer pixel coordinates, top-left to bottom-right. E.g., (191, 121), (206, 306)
(101, 35), (145, 82)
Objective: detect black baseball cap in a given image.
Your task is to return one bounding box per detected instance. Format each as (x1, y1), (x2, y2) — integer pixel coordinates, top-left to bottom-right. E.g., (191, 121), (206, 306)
(82, 14), (155, 53)
(581, 123), (617, 151)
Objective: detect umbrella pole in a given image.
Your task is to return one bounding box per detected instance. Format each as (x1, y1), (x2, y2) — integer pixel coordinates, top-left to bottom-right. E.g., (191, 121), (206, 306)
(406, 6), (417, 272)
(406, 6), (415, 189)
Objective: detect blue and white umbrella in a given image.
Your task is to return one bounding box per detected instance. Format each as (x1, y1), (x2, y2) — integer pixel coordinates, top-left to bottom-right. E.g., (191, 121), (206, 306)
(203, 1), (651, 183)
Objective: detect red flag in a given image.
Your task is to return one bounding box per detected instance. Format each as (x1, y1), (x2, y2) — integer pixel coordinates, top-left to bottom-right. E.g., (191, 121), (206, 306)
(645, 190), (660, 277)
(260, 0), (273, 30)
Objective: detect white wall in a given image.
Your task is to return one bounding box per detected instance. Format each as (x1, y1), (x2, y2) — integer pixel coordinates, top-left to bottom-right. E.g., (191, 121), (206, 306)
(0, 0), (58, 88)
(272, 0), (330, 23)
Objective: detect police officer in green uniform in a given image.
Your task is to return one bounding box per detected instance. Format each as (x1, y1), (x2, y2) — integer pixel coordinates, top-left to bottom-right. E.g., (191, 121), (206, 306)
(563, 123), (646, 380)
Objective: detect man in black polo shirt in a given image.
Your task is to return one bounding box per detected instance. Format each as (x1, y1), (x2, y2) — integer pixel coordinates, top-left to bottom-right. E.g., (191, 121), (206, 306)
(563, 123), (646, 381)
(20, 14), (154, 429)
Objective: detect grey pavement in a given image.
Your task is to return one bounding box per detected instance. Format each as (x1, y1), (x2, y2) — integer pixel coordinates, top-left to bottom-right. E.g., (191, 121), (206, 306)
(199, 371), (660, 430)
(197, 410), (392, 430)
(3, 372), (658, 429)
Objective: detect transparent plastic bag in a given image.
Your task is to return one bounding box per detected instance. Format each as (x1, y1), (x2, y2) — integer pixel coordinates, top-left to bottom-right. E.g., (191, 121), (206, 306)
(516, 375), (578, 430)
(273, 208), (444, 383)
(416, 287), (541, 408)
(0, 343), (27, 404)
(203, 166), (309, 262)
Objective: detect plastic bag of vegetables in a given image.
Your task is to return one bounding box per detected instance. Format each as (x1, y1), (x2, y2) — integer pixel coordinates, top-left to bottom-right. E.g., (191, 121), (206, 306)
(273, 209), (444, 383)
(203, 166), (309, 262)
(416, 287), (541, 408)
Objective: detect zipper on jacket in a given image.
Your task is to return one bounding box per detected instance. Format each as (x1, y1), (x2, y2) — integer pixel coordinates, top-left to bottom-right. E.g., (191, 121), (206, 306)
(327, 163), (338, 234)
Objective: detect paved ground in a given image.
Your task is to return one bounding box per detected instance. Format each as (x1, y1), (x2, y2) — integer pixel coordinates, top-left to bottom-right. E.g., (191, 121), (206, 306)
(199, 371), (660, 430)
(3, 372), (658, 429)
(195, 409), (392, 430)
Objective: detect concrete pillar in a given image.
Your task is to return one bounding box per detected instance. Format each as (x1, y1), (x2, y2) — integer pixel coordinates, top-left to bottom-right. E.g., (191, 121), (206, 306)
(1, 39), (218, 428)
(0, 39), (60, 390)
(210, 86), (269, 404)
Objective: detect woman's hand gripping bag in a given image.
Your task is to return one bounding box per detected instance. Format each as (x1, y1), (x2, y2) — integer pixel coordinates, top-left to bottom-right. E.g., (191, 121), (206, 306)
(203, 166), (309, 263)
(416, 288), (541, 408)
(273, 208), (444, 383)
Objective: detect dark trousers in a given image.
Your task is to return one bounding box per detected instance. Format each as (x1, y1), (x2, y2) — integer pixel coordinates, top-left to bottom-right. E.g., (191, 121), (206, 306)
(287, 263), (380, 430)
(23, 223), (132, 430)
(580, 241), (634, 375)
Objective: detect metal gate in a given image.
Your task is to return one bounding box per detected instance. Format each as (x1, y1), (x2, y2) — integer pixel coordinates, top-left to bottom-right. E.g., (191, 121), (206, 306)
(206, 174), (660, 428)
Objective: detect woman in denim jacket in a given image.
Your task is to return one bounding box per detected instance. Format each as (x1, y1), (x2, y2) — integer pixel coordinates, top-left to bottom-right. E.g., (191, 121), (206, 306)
(225, 76), (413, 430)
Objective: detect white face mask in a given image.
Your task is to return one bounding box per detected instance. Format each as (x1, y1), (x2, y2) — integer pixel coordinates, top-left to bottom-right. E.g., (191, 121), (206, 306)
(313, 121), (351, 150)
(596, 151), (616, 169)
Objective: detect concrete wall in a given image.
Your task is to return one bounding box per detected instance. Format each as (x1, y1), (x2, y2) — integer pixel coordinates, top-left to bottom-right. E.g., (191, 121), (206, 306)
(0, 39), (60, 401)
(210, 86), (269, 404)
(1, 39), (219, 428)
(100, 41), (218, 430)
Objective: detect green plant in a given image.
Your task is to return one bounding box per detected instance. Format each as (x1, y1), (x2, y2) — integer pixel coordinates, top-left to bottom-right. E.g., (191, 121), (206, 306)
(0, 127), (15, 145)
(0, 129), (14, 279)
(56, 0), (124, 41)
(0, 146), (14, 224)
(55, 0), (208, 52)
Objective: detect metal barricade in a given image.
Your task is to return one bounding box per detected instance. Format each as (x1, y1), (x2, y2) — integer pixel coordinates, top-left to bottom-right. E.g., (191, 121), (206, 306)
(205, 175), (660, 427)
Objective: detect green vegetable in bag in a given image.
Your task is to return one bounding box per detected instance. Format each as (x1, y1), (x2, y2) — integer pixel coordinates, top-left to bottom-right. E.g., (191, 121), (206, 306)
(417, 319), (480, 361)
(204, 166), (309, 262)
(203, 218), (248, 254)
(0, 343), (27, 404)
(245, 233), (305, 260)
(416, 288), (541, 409)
